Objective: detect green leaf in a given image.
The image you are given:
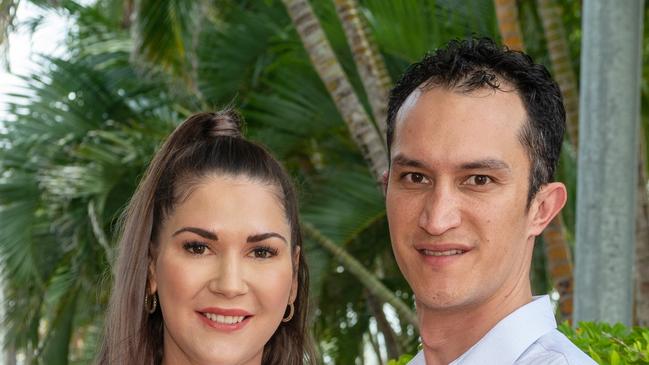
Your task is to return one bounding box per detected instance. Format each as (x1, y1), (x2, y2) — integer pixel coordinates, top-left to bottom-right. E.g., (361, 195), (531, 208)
(40, 287), (79, 365)
(388, 354), (414, 365)
(610, 349), (621, 365)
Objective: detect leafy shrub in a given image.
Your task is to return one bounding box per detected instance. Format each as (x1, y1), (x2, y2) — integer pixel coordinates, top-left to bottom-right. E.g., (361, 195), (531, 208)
(558, 322), (649, 364)
(387, 354), (414, 365)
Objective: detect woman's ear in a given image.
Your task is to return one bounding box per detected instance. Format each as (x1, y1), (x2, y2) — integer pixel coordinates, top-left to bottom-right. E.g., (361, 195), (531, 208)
(289, 246), (301, 303)
(528, 182), (567, 237)
(148, 246), (157, 294)
(382, 170), (389, 195)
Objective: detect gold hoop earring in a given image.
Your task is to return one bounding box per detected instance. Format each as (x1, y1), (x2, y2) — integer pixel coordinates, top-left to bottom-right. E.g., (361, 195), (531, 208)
(145, 293), (158, 314)
(282, 302), (294, 322)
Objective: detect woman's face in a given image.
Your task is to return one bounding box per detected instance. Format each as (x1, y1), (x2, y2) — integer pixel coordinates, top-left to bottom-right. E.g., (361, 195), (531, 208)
(149, 175), (297, 365)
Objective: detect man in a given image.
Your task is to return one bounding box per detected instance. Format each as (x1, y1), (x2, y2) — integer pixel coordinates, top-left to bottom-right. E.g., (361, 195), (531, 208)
(384, 38), (596, 365)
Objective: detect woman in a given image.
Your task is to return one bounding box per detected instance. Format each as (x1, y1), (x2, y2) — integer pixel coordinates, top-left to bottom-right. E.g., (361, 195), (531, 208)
(96, 110), (315, 365)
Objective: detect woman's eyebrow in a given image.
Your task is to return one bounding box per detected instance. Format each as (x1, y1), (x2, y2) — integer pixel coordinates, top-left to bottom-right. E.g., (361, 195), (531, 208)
(247, 232), (288, 245)
(172, 227), (218, 240)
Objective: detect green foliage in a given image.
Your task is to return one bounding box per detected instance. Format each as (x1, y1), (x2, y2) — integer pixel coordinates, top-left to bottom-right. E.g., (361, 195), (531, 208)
(388, 354), (414, 365)
(559, 322), (649, 365)
(0, 5), (184, 361)
(132, 0), (201, 76)
(362, 0), (498, 77)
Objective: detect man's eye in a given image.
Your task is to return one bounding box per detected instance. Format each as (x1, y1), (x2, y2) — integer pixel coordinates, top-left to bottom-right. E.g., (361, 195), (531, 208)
(250, 246), (278, 259)
(183, 242), (209, 255)
(403, 172), (429, 184)
(465, 175), (492, 186)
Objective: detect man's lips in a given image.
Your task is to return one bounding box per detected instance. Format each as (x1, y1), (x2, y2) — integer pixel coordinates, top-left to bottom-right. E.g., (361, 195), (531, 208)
(414, 243), (472, 257)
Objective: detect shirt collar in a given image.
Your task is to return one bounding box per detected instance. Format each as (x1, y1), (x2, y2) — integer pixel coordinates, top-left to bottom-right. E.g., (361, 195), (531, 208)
(449, 295), (557, 364)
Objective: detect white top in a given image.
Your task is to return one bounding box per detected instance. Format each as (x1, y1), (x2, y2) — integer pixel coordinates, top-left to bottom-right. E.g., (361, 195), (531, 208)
(407, 296), (597, 365)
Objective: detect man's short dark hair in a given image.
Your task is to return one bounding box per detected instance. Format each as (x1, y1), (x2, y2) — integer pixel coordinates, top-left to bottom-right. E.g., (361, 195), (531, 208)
(386, 37), (566, 203)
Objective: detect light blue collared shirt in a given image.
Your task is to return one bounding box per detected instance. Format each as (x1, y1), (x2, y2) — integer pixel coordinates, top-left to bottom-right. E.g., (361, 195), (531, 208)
(407, 296), (596, 365)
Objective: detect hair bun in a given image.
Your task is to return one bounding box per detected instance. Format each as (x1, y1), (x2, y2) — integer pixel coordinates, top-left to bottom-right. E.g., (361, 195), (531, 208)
(206, 109), (243, 138)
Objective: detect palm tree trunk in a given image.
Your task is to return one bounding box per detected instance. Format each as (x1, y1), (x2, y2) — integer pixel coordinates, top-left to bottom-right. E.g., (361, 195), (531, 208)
(121, 0), (135, 28)
(0, 0), (19, 68)
(365, 290), (400, 360)
(4, 343), (16, 365)
(537, 0), (579, 147)
(366, 331), (383, 365)
(543, 214), (573, 322)
(88, 201), (114, 269)
(333, 0), (391, 141)
(283, 0), (418, 340)
(303, 222), (418, 329)
(282, 0), (388, 180)
(496, 0), (574, 322)
(539, 0), (649, 323)
(0, 273), (15, 365)
(635, 137), (649, 326)
(493, 0), (524, 51)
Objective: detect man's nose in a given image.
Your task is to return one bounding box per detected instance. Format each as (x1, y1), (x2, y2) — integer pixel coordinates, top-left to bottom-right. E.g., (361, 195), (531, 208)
(418, 184), (461, 236)
(208, 254), (248, 298)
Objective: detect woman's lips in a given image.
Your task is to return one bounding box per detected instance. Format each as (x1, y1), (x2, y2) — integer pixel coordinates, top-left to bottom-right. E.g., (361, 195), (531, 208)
(197, 307), (253, 331)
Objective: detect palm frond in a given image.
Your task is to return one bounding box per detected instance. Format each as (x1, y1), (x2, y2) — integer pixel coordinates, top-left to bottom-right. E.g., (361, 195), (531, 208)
(132, 0), (201, 75)
(363, 0), (498, 70)
(195, 2), (289, 106)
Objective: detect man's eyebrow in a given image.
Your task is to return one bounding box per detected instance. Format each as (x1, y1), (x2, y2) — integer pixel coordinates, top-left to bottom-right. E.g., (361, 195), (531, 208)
(391, 154), (510, 172)
(391, 154), (427, 168)
(247, 232), (288, 245)
(460, 159), (511, 171)
(172, 227), (218, 240)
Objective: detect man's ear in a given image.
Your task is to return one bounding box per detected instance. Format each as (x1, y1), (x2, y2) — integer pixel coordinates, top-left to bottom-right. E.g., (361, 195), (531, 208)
(528, 182), (567, 237)
(289, 245), (301, 303)
(381, 170), (389, 195)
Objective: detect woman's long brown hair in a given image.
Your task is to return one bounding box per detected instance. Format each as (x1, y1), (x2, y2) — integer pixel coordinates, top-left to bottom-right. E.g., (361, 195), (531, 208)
(96, 110), (316, 364)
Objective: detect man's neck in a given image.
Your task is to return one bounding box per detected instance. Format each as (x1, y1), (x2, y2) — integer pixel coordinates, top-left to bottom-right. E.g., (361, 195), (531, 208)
(417, 284), (532, 365)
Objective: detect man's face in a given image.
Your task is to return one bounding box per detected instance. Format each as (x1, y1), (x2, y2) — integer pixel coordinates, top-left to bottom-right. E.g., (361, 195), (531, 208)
(386, 86), (537, 312)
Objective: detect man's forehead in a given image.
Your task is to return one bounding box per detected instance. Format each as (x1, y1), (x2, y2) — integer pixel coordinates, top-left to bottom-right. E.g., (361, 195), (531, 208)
(395, 88), (423, 127)
(389, 84), (530, 171)
(395, 80), (520, 127)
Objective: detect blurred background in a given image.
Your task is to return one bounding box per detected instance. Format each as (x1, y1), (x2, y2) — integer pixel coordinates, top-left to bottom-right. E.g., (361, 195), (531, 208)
(0, 0), (647, 364)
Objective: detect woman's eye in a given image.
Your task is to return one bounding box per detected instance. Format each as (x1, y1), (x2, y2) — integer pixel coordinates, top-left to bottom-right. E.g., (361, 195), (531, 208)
(183, 242), (209, 255)
(251, 246), (278, 259)
(465, 175), (492, 186)
(403, 172), (429, 184)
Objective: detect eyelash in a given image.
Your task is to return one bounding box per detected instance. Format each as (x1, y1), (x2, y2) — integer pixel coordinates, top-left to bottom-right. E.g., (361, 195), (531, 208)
(463, 175), (494, 186)
(400, 172), (429, 184)
(399, 172), (494, 186)
(251, 245), (279, 259)
(182, 241), (279, 259)
(183, 241), (209, 255)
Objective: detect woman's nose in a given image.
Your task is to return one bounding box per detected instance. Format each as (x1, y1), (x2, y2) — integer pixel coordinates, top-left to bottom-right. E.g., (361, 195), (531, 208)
(208, 255), (249, 298)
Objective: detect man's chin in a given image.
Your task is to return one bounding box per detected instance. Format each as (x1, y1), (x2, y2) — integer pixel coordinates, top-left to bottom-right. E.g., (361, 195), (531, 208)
(413, 290), (479, 313)
(415, 294), (458, 310)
